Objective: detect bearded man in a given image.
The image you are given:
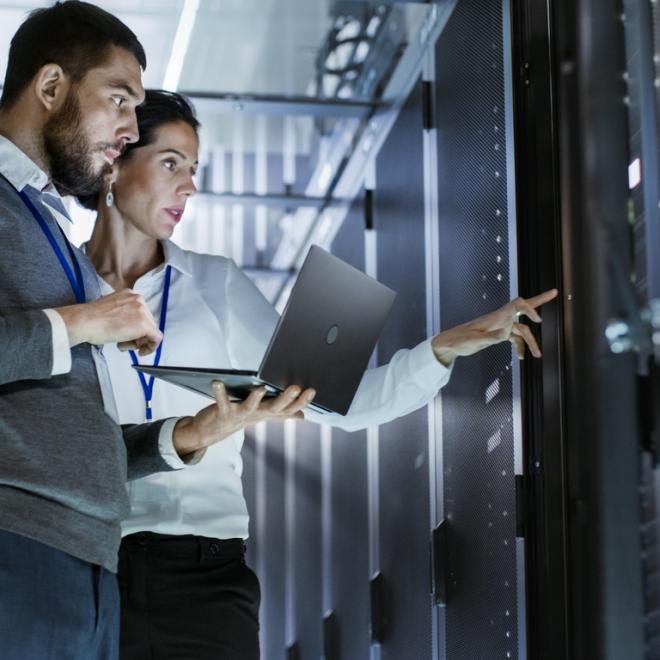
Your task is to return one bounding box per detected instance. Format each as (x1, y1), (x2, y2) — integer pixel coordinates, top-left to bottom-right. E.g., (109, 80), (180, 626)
(0, 3), (318, 658)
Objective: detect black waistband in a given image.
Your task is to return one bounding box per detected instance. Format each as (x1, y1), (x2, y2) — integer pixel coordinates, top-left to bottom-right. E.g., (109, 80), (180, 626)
(121, 532), (246, 561)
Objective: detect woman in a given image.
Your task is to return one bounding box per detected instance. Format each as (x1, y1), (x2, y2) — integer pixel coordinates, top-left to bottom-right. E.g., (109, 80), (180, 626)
(82, 90), (555, 659)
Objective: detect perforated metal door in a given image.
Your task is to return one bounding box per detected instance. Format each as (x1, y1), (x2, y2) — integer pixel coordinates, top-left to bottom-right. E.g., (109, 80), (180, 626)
(435, 2), (522, 659)
(375, 79), (434, 660)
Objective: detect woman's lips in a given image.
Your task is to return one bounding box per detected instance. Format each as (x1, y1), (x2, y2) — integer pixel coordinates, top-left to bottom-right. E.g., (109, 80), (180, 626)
(164, 208), (184, 223)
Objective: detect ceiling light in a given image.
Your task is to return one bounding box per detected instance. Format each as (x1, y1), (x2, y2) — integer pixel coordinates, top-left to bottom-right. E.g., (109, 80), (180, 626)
(163, 0), (200, 91)
(337, 18), (361, 41)
(628, 158), (641, 189)
(354, 41), (370, 63)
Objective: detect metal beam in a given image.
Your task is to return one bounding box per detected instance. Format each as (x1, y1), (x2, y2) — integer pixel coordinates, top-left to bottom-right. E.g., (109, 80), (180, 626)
(197, 191), (347, 210)
(182, 92), (376, 118)
(280, 0), (458, 280)
(242, 266), (292, 278)
(347, 0), (445, 3)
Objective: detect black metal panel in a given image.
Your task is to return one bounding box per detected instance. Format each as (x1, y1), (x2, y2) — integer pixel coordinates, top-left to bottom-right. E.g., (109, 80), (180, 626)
(623, 0), (660, 301)
(431, 520), (448, 607)
(329, 195), (371, 660)
(293, 421), (323, 658)
(621, 8), (660, 652)
(332, 191), (366, 272)
(327, 426), (370, 660)
(435, 3), (519, 659)
(509, 0), (568, 656)
(261, 422), (287, 660)
(551, 0), (645, 657)
(375, 78), (432, 660)
(323, 610), (339, 660)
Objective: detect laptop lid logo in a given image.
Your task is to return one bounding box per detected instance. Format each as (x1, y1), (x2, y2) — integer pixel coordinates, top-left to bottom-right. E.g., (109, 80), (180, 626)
(326, 325), (339, 345)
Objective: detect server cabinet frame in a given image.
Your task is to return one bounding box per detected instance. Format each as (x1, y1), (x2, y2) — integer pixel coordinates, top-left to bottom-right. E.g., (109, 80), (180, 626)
(510, 1), (569, 658)
(512, 1), (646, 658)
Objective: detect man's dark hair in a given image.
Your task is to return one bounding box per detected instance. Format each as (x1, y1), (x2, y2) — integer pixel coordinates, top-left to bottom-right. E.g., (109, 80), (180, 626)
(0, 1), (147, 109)
(77, 89), (200, 210)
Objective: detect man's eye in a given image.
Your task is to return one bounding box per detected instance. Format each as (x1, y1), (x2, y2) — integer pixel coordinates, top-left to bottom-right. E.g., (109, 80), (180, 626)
(112, 96), (125, 108)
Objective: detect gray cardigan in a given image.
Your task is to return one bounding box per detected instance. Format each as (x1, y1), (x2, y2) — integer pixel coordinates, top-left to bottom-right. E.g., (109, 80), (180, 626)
(0, 175), (174, 572)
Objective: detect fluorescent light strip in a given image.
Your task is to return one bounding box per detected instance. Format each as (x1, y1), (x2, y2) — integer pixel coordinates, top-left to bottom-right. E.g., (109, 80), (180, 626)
(255, 116), (268, 252)
(283, 116), (296, 185)
(231, 115), (245, 264)
(628, 158), (641, 189)
(211, 147), (227, 255)
(162, 0), (200, 92)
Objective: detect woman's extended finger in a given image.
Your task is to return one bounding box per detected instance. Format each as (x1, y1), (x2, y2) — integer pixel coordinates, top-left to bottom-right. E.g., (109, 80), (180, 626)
(525, 288), (559, 311)
(512, 322), (541, 357)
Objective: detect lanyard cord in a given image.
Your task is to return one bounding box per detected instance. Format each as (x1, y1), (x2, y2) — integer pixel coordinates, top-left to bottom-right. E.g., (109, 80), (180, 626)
(129, 265), (173, 421)
(9, 179), (171, 420)
(17, 189), (86, 304)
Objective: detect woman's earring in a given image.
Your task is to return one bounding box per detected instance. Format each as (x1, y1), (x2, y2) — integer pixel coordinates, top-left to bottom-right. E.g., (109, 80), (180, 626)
(105, 181), (114, 208)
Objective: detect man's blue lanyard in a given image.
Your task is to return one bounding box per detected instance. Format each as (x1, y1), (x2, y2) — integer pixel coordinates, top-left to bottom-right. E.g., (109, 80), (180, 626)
(129, 265), (173, 421)
(17, 189), (86, 303)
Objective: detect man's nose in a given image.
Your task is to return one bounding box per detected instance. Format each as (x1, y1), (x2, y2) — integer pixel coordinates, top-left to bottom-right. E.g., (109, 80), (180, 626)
(119, 113), (139, 145)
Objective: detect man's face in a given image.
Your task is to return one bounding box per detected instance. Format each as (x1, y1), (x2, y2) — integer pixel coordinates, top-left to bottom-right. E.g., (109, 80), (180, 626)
(44, 45), (145, 196)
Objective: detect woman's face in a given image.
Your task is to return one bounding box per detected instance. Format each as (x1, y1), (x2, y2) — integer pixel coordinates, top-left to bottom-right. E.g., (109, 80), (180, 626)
(113, 120), (199, 240)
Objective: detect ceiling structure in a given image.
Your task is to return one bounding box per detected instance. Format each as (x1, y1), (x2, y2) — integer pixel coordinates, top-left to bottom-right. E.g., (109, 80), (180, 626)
(0, 0), (453, 302)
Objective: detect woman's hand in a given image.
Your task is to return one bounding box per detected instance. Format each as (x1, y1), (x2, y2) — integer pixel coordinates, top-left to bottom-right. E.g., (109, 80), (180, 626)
(172, 382), (316, 458)
(431, 289), (559, 366)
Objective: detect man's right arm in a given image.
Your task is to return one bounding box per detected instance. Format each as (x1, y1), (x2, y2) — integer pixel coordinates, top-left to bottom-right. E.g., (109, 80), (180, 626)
(0, 309), (59, 385)
(0, 289), (162, 387)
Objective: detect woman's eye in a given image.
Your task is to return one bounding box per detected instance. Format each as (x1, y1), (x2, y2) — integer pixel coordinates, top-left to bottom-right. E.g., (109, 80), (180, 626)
(163, 159), (177, 171)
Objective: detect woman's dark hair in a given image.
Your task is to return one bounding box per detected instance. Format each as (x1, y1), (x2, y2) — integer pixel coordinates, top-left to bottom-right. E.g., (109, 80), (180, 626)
(1, 1), (146, 109)
(123, 89), (200, 157)
(77, 89), (200, 210)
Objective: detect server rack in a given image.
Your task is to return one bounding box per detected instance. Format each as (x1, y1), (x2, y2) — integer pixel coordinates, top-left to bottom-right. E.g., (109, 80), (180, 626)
(243, 1), (659, 658)
(328, 194), (370, 660)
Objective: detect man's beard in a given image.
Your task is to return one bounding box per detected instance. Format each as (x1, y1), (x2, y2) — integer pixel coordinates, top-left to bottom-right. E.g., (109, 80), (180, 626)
(43, 90), (109, 197)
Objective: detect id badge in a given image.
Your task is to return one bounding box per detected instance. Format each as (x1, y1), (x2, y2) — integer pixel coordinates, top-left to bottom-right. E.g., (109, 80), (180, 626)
(91, 344), (121, 424)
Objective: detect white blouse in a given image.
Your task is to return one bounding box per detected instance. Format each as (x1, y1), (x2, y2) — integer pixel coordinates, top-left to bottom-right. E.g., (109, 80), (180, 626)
(97, 240), (452, 540)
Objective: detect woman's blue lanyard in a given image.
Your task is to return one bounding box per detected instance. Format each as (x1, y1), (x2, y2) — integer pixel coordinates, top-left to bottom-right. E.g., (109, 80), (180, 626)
(17, 189), (86, 303)
(129, 265), (173, 421)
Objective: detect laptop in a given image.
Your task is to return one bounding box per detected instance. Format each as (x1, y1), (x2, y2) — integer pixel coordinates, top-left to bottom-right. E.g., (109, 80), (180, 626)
(134, 245), (396, 415)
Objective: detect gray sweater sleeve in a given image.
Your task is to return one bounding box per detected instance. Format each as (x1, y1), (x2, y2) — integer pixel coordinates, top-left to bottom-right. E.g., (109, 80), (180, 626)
(122, 419), (175, 481)
(0, 309), (54, 385)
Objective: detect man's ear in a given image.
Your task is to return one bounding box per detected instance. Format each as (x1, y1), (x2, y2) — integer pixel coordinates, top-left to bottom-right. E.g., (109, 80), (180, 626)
(33, 63), (69, 112)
